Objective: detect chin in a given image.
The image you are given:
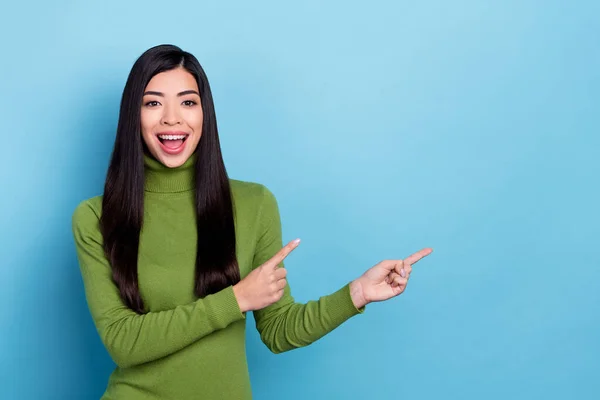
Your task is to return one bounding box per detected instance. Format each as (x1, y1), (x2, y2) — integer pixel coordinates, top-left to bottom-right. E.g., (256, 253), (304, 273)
(157, 152), (190, 168)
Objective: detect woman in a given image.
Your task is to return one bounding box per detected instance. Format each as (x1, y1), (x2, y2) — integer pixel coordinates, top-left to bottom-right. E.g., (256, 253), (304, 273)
(72, 44), (432, 400)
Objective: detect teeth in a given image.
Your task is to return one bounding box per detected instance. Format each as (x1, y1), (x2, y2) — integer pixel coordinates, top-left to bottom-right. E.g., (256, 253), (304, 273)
(158, 134), (187, 140)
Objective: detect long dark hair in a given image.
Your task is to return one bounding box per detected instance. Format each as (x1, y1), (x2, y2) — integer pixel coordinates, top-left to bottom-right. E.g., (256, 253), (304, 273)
(100, 44), (240, 314)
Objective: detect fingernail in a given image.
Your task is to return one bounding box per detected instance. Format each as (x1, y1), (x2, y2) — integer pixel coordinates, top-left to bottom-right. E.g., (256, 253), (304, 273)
(400, 268), (406, 278)
(293, 238), (301, 244)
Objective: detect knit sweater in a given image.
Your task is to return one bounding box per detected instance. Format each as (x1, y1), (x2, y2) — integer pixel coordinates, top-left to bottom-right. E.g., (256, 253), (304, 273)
(71, 153), (364, 399)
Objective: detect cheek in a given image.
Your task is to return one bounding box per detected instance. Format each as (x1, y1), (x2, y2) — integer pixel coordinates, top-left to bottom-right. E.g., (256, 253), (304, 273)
(186, 109), (204, 132)
(141, 108), (164, 127)
(140, 111), (161, 149)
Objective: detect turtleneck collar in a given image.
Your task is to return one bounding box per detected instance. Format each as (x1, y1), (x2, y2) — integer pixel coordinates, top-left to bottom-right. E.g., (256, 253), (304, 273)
(143, 152), (196, 193)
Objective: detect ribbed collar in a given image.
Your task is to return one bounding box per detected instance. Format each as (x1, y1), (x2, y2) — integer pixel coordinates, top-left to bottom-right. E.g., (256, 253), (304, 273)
(143, 152), (196, 193)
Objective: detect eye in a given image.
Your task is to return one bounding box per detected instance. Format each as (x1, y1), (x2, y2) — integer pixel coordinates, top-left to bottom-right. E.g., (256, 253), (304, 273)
(182, 100), (197, 107)
(145, 101), (161, 107)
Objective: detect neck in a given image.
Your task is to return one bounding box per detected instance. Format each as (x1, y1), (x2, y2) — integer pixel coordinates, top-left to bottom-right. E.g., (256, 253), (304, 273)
(143, 152), (196, 193)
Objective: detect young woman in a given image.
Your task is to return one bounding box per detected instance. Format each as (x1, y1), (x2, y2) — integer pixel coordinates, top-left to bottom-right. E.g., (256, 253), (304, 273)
(72, 44), (432, 400)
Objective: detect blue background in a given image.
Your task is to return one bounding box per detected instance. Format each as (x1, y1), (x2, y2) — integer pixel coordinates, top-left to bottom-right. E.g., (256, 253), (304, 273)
(1, 1), (598, 399)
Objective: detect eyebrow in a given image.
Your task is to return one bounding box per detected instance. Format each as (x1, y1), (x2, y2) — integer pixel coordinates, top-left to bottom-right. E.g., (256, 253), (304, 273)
(143, 90), (200, 97)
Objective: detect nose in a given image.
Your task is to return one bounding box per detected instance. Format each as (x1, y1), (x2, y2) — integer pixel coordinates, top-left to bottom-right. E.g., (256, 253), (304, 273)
(160, 104), (182, 126)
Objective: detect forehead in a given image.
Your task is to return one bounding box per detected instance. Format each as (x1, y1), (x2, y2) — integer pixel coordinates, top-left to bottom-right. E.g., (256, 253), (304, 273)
(145, 68), (198, 92)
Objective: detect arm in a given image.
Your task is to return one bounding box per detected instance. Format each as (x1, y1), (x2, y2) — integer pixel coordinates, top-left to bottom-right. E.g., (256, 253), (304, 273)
(252, 187), (365, 354)
(72, 200), (245, 368)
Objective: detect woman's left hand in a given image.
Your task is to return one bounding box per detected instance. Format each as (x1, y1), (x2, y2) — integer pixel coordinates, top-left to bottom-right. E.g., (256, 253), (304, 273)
(349, 248), (433, 309)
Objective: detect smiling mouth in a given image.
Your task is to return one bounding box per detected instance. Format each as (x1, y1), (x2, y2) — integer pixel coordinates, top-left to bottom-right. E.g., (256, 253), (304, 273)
(156, 133), (190, 154)
(157, 133), (188, 143)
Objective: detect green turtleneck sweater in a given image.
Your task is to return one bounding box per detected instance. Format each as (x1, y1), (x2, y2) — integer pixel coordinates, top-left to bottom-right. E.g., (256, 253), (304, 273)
(71, 153), (364, 400)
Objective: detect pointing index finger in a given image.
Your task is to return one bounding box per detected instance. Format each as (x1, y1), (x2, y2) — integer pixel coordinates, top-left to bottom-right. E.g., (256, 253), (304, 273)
(404, 247), (433, 266)
(268, 238), (301, 268)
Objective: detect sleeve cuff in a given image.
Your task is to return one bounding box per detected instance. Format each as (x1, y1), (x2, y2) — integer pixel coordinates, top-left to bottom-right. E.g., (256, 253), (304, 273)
(323, 283), (365, 328)
(203, 285), (246, 326)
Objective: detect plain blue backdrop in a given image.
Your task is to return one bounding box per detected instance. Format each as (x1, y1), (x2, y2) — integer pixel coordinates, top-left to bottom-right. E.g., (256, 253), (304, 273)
(1, 1), (598, 399)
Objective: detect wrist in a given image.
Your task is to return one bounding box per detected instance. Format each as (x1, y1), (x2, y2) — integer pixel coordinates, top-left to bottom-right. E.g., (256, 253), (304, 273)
(349, 279), (368, 309)
(232, 284), (249, 313)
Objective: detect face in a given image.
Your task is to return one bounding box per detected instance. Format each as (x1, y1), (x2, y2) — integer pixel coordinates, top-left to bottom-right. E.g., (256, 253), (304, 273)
(141, 67), (203, 168)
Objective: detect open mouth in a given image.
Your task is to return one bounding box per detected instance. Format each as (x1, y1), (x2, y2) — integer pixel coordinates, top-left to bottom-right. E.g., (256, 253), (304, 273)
(156, 133), (190, 154)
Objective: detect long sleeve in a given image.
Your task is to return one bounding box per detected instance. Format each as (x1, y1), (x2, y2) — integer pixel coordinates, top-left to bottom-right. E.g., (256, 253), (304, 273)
(252, 186), (364, 354)
(71, 200), (245, 368)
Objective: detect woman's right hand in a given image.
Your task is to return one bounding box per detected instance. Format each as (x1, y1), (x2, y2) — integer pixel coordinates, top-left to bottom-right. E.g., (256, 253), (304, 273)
(233, 238), (301, 312)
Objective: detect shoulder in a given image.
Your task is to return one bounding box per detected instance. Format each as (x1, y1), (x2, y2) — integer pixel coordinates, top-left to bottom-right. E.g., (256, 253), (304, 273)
(72, 195), (103, 233)
(229, 179), (278, 205)
(229, 179), (281, 221)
